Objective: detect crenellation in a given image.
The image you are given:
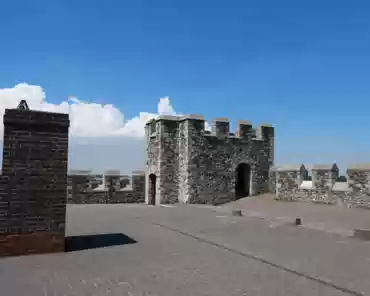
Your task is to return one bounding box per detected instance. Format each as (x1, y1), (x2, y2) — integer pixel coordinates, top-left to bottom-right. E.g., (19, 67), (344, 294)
(5, 96), (370, 256)
(145, 116), (274, 141)
(236, 120), (254, 139)
(274, 163), (370, 208)
(269, 166), (278, 193)
(66, 170), (146, 204)
(146, 114), (274, 205)
(179, 114), (205, 122)
(346, 167), (370, 208)
(312, 164), (338, 189)
(212, 118), (230, 138)
(310, 164), (339, 204)
(275, 164), (307, 201)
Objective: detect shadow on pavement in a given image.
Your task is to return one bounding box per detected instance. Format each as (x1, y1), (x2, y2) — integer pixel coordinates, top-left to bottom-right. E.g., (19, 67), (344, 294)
(65, 233), (137, 252)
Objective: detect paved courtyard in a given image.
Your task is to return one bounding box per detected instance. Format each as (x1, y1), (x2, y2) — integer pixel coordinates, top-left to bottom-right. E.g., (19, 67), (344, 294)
(223, 194), (370, 236)
(1, 202), (370, 296)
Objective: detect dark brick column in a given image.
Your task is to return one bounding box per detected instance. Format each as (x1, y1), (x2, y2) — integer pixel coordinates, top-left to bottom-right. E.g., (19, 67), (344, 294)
(0, 100), (70, 257)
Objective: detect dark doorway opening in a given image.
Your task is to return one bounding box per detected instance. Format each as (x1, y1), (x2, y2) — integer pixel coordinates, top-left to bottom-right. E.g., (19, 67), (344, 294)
(149, 174), (156, 205)
(235, 163), (251, 199)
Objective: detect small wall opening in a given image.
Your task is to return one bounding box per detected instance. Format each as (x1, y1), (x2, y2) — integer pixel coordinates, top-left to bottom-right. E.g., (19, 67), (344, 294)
(235, 163), (251, 199)
(149, 174), (156, 205)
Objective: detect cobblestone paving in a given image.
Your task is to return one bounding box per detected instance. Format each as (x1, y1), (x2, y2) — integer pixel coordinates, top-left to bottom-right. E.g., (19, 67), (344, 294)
(1, 204), (369, 296)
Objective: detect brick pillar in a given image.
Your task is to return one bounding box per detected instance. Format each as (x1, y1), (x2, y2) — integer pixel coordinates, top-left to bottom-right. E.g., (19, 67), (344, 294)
(0, 100), (70, 257)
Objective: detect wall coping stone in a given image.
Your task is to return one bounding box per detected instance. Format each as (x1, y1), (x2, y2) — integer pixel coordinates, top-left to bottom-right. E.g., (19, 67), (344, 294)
(213, 117), (229, 122)
(276, 164), (305, 172)
(311, 164), (338, 171)
(347, 164), (370, 171)
(104, 169), (121, 175)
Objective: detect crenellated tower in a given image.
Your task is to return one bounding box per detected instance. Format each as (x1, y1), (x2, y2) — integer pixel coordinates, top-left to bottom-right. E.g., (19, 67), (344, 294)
(145, 115), (275, 205)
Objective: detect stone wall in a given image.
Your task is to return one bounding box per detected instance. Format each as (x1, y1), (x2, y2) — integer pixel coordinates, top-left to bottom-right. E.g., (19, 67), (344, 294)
(157, 117), (179, 204)
(345, 165), (370, 208)
(0, 101), (70, 257)
(274, 163), (370, 209)
(66, 171), (145, 204)
(145, 115), (274, 205)
(269, 166), (277, 193)
(145, 120), (160, 205)
(275, 165), (307, 201)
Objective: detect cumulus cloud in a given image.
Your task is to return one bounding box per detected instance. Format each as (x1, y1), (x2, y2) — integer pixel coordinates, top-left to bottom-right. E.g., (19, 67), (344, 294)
(0, 83), (213, 172)
(0, 83), (177, 138)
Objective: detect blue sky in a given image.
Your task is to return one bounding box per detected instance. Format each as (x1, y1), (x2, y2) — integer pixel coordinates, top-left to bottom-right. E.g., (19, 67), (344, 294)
(0, 0), (370, 173)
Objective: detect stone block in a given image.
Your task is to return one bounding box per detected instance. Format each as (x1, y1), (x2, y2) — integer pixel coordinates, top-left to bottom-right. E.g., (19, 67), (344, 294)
(353, 229), (370, 241)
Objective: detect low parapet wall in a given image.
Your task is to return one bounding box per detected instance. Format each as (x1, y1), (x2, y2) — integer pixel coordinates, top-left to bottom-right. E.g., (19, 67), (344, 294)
(273, 163), (370, 209)
(67, 170), (145, 204)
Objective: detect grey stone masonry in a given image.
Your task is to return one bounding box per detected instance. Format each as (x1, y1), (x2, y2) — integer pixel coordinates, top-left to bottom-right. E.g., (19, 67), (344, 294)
(67, 170), (92, 203)
(0, 100), (70, 256)
(269, 166), (278, 193)
(311, 164), (339, 204)
(66, 170), (145, 204)
(145, 115), (275, 205)
(274, 163), (370, 209)
(346, 164), (370, 208)
(275, 165), (307, 201)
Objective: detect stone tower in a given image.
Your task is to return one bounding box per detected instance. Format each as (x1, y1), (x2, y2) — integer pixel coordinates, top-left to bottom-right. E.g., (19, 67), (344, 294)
(0, 101), (70, 257)
(145, 115), (274, 205)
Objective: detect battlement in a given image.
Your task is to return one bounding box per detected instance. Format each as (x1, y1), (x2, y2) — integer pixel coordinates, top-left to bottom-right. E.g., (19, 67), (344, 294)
(66, 169), (145, 204)
(272, 163), (370, 208)
(146, 113), (275, 205)
(146, 114), (274, 141)
(67, 169), (145, 177)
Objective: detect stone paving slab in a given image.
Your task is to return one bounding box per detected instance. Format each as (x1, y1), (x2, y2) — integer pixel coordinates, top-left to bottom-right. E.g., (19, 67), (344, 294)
(0, 204), (368, 296)
(222, 194), (370, 236)
(126, 204), (370, 295)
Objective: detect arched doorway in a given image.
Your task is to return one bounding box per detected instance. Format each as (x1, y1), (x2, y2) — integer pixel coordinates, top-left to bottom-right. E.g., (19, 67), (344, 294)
(235, 163), (251, 199)
(148, 174), (156, 205)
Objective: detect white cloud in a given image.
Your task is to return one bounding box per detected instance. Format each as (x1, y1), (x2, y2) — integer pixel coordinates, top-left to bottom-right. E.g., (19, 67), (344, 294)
(0, 83), (177, 138)
(0, 83), (213, 173)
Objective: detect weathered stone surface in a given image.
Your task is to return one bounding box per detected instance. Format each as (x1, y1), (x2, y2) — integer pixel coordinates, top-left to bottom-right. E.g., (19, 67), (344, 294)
(274, 163), (370, 209)
(269, 166), (277, 193)
(0, 104), (69, 257)
(310, 164), (339, 204)
(345, 168), (370, 207)
(275, 165), (307, 201)
(145, 116), (274, 205)
(66, 171), (145, 204)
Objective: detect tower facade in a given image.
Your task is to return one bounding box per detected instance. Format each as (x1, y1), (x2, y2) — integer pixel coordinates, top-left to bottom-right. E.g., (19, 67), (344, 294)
(145, 115), (274, 205)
